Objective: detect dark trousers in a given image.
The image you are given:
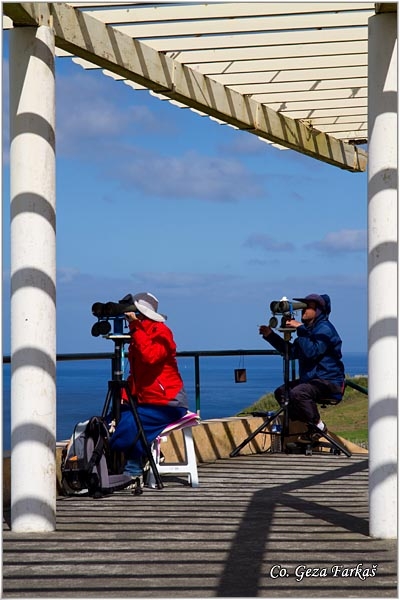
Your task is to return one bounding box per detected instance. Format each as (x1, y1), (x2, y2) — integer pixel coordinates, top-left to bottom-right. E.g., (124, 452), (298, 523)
(274, 379), (343, 424)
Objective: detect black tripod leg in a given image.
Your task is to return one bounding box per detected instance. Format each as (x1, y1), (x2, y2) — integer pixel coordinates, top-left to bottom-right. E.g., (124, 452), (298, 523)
(102, 381), (124, 474)
(101, 386), (113, 419)
(122, 383), (164, 489)
(281, 402), (289, 450)
(230, 407), (285, 457)
(308, 423), (352, 457)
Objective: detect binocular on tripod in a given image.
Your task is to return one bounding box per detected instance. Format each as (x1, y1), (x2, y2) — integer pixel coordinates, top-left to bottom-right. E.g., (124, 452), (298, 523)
(268, 297), (307, 330)
(91, 297), (138, 337)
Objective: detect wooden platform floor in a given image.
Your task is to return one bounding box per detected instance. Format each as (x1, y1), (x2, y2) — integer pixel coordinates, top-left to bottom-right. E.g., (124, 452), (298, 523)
(2, 452), (397, 598)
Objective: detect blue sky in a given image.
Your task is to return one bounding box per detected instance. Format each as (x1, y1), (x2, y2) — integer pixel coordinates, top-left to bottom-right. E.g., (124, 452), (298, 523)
(2, 32), (367, 355)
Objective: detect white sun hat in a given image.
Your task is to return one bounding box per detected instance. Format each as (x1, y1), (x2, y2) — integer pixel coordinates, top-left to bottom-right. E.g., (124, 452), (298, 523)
(132, 292), (166, 322)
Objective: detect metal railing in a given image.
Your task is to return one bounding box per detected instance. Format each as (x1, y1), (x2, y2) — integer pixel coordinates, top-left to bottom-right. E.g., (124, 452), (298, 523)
(3, 349), (280, 414)
(345, 379), (368, 395)
(177, 349), (280, 412)
(3, 349), (368, 415)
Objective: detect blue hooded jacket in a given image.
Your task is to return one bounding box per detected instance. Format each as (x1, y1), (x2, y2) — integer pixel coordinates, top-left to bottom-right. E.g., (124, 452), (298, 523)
(266, 294), (345, 386)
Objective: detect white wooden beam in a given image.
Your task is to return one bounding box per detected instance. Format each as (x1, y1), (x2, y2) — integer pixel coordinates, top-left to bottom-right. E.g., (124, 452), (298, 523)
(80, 7), (376, 38)
(164, 40), (368, 66)
(4, 2), (367, 172)
(194, 54), (367, 79)
(246, 65), (367, 85)
(248, 78), (367, 94)
(236, 88), (367, 104)
(311, 114), (367, 124)
(320, 124), (367, 135)
(81, 3), (375, 25)
(269, 97), (367, 112)
(129, 26), (369, 53)
(283, 106), (367, 119)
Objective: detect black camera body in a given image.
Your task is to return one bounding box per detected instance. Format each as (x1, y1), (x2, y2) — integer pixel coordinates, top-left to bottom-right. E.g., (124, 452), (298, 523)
(269, 297), (307, 330)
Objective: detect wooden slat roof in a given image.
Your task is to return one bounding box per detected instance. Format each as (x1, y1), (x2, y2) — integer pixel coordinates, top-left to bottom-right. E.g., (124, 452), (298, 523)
(3, 2), (397, 171)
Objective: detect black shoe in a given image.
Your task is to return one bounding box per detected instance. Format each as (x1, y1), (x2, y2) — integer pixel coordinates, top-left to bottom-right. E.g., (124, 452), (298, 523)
(298, 424), (327, 444)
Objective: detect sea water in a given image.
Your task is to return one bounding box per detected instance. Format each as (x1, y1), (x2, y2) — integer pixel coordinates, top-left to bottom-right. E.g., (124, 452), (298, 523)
(2, 352), (367, 450)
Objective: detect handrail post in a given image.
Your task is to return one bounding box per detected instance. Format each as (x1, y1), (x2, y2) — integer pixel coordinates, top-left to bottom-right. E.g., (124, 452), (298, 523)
(194, 354), (200, 415)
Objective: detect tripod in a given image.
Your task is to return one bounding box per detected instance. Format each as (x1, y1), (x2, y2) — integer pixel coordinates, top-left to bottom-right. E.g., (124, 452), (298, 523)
(101, 334), (164, 489)
(230, 329), (351, 458)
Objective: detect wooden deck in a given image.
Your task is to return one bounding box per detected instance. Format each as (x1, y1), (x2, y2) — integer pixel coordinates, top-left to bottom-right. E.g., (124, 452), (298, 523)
(2, 452), (397, 598)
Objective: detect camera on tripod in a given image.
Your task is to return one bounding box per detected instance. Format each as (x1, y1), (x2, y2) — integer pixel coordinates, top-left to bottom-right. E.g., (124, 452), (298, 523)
(268, 296), (307, 331)
(91, 296), (137, 337)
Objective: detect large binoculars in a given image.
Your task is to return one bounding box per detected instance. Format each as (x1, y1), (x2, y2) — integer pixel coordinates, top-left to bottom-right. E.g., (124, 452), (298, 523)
(92, 301), (136, 318)
(269, 299), (308, 329)
(91, 300), (136, 337)
(269, 300), (307, 314)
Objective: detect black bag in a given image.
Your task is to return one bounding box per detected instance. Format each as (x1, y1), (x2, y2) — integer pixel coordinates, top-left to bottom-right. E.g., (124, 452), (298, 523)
(61, 416), (132, 498)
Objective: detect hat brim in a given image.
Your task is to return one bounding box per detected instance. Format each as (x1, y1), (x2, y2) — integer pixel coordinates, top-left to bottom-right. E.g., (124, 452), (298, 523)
(133, 300), (165, 322)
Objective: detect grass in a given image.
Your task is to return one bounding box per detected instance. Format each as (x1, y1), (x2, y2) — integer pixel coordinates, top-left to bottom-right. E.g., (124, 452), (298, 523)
(237, 376), (368, 447)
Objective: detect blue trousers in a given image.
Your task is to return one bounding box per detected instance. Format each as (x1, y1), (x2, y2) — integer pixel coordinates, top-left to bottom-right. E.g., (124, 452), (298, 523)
(109, 404), (187, 475)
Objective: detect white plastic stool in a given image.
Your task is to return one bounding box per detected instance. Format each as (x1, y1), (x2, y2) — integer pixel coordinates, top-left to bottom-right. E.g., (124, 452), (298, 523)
(147, 411), (200, 488)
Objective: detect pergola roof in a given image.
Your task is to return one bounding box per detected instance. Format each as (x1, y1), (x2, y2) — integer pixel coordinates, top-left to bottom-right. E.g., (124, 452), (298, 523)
(3, 2), (397, 171)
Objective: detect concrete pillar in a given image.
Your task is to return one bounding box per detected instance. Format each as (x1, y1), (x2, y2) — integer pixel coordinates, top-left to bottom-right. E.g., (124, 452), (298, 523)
(367, 13), (397, 539)
(9, 26), (56, 531)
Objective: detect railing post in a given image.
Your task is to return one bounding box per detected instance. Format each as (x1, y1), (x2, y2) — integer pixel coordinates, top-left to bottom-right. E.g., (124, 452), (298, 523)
(194, 354), (201, 415)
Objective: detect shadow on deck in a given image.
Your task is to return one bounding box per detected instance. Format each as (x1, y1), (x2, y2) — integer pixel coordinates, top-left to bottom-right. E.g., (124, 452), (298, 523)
(2, 452), (397, 598)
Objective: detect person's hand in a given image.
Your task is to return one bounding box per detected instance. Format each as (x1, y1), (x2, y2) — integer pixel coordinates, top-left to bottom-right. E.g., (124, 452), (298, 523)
(124, 311), (140, 323)
(259, 325), (272, 337)
(285, 318), (301, 328)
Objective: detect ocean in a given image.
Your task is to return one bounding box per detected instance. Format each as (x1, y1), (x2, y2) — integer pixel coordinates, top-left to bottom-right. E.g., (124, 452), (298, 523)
(2, 352), (367, 450)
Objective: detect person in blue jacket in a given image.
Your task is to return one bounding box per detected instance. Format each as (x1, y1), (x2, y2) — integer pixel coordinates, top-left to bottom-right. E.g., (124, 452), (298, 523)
(259, 293), (345, 439)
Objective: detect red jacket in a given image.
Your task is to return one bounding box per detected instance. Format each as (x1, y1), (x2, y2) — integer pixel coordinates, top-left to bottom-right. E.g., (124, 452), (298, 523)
(123, 319), (184, 405)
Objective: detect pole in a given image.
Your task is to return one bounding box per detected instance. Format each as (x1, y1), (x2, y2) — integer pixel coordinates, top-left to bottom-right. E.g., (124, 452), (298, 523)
(367, 11), (397, 539)
(9, 26), (56, 532)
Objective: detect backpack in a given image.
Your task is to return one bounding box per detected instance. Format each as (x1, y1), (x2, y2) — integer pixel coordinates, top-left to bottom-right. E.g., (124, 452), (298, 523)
(61, 416), (132, 498)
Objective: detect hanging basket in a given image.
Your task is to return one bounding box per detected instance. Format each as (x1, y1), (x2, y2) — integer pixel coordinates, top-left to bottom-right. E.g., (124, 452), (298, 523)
(234, 368), (247, 383)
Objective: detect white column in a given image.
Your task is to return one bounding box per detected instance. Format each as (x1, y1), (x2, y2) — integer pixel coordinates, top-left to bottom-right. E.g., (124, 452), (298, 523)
(367, 13), (397, 539)
(9, 26), (57, 532)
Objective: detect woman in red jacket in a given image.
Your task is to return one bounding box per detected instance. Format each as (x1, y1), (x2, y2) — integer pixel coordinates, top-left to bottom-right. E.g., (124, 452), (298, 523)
(109, 292), (188, 481)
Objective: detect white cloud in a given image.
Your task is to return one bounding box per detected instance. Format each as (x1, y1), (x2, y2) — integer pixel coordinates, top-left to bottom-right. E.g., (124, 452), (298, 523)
(306, 229), (367, 253)
(56, 69), (172, 156)
(58, 267), (80, 283)
(2, 266), (367, 353)
(53, 68), (266, 202)
(243, 233), (295, 252)
(116, 149), (265, 202)
(221, 132), (270, 155)
(130, 271), (240, 297)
